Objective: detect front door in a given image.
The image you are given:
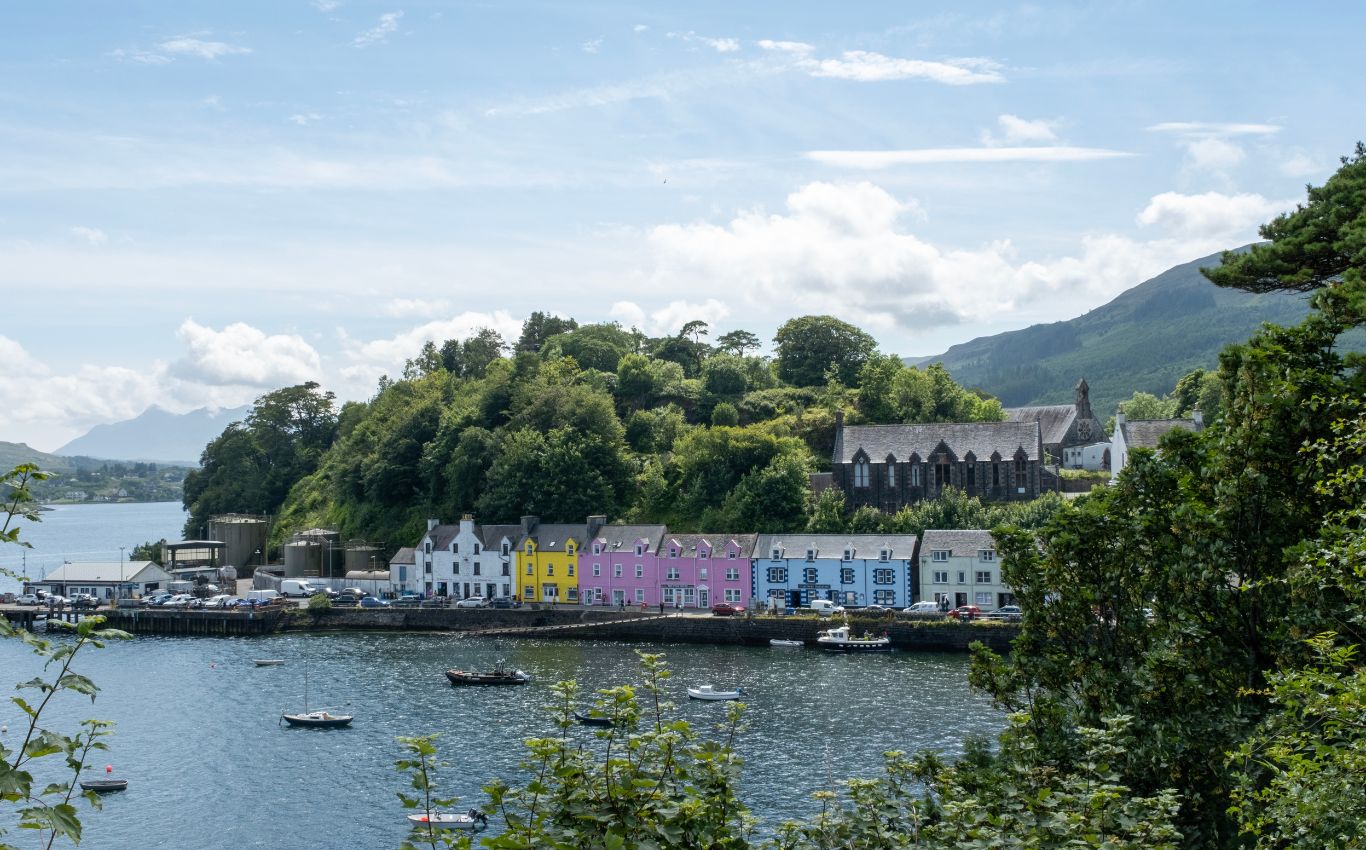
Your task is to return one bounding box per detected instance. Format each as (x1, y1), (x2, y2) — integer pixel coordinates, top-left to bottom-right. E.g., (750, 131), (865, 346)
(698, 588), (709, 608)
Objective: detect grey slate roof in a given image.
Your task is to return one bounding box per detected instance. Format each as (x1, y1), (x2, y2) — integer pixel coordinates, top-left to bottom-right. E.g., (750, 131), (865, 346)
(835, 421), (1042, 464)
(525, 523), (588, 553)
(1121, 419), (1197, 450)
(753, 533), (919, 560)
(659, 533), (758, 558)
(1005, 404), (1076, 446)
(591, 524), (668, 553)
(389, 547), (416, 565)
(920, 529), (996, 556)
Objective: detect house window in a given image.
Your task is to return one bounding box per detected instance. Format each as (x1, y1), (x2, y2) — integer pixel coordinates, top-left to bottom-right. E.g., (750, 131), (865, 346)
(725, 567), (739, 581)
(873, 569), (894, 585)
(667, 567), (680, 580)
(932, 570), (949, 584)
(614, 564), (622, 577)
(931, 550), (949, 562)
(804, 567), (819, 583)
(957, 571), (966, 584)
(593, 564), (601, 576)
(874, 590), (895, 605)
(635, 588), (645, 602)
(979, 549), (995, 562)
(975, 592), (993, 606)
(853, 458), (870, 488)
(767, 567), (787, 583)
(840, 568), (855, 584)
(635, 564), (643, 578)
(976, 570), (992, 584)
(724, 588), (742, 602)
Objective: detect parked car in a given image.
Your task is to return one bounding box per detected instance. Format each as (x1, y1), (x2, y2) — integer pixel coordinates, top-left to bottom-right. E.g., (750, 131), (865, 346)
(455, 596), (488, 608)
(359, 595), (390, 608)
(16, 593), (40, 606)
(711, 602), (745, 616)
(948, 605), (982, 621)
(985, 605), (1023, 622)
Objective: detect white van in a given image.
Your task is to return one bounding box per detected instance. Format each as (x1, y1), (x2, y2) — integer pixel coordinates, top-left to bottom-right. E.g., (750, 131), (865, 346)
(280, 580), (317, 598)
(807, 599), (845, 616)
(246, 589), (281, 602)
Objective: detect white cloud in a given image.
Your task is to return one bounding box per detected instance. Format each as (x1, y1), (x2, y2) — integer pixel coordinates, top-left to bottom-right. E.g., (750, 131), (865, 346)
(582, 39), (603, 54)
(983, 114), (1057, 146)
(383, 297), (450, 317)
(756, 39), (814, 54)
(288, 112), (322, 126)
(1147, 122), (1281, 137)
(1136, 191), (1292, 241)
(159, 38), (252, 59)
(644, 182), (1283, 333)
(70, 226), (107, 246)
(354, 11), (403, 48)
(807, 146), (1132, 168)
(806, 51), (1003, 84)
(171, 320), (321, 387)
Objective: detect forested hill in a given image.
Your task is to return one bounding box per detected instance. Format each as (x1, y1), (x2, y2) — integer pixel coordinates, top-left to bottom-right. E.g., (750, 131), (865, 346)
(907, 248), (1312, 416)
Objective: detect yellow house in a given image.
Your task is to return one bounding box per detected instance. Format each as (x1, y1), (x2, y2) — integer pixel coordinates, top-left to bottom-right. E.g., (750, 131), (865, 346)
(515, 519), (588, 604)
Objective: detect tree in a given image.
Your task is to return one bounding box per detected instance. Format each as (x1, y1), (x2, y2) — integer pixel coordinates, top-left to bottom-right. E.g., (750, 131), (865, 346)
(715, 329), (760, 356)
(1203, 142), (1366, 294)
(772, 316), (877, 388)
(515, 312), (578, 353)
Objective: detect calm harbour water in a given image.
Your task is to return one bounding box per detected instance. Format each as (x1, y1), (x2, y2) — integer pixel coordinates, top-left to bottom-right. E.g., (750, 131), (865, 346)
(1, 503), (1005, 849)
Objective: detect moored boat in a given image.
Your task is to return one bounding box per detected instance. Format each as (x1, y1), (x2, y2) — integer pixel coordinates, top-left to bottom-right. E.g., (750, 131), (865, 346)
(815, 623), (892, 652)
(687, 685), (744, 701)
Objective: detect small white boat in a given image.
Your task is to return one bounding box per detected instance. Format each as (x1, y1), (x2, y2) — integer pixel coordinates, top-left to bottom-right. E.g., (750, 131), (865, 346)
(769, 639), (804, 648)
(407, 810), (489, 831)
(254, 659), (285, 666)
(687, 685), (744, 701)
(815, 623), (892, 653)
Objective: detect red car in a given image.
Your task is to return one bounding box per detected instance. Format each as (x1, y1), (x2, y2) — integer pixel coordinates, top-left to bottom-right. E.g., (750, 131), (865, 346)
(711, 602), (745, 617)
(948, 605), (982, 621)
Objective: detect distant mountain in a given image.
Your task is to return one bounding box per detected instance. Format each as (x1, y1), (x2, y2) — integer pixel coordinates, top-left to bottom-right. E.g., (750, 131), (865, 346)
(907, 248), (1314, 417)
(55, 406), (250, 465)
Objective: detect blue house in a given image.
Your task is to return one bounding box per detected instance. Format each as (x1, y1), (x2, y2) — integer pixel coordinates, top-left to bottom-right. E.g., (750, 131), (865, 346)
(751, 534), (919, 610)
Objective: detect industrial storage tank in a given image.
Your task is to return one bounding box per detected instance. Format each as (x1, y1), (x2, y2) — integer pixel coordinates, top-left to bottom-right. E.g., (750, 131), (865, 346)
(208, 514), (269, 574)
(343, 543), (384, 574)
(283, 541), (322, 578)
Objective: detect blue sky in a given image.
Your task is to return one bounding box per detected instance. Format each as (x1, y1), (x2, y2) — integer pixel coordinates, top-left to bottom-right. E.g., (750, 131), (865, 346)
(2, 1), (1361, 449)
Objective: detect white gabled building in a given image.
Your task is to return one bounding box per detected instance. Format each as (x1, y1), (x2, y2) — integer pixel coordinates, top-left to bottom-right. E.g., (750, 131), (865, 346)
(917, 530), (1011, 611)
(414, 515), (513, 601)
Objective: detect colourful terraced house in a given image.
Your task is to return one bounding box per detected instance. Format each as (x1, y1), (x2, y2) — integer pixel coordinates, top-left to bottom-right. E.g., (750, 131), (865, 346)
(514, 515), (588, 604)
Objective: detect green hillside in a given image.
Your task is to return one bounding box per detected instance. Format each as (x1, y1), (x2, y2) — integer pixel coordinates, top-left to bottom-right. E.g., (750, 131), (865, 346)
(908, 248), (1313, 416)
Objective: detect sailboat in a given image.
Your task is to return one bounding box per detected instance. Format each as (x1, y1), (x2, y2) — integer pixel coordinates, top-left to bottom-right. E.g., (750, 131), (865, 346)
(281, 657), (353, 728)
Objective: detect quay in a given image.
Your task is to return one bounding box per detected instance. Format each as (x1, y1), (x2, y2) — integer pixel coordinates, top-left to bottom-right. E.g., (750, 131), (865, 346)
(1, 604), (1019, 652)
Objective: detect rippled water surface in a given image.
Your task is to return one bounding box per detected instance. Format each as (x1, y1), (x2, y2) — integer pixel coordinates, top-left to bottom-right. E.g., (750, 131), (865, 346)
(1, 632), (1004, 849)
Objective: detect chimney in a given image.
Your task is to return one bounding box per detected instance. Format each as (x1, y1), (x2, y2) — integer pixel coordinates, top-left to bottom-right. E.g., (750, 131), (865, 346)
(521, 515), (539, 535)
(1192, 407), (1203, 429)
(587, 515), (606, 539)
(427, 518), (439, 531)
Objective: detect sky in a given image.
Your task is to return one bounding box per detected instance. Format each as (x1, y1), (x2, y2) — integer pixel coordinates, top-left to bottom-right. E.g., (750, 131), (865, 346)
(2, 1), (1361, 451)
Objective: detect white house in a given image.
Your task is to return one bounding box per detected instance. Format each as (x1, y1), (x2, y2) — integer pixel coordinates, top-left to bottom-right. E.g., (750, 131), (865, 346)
(917, 530), (1010, 611)
(414, 516), (514, 601)
(1110, 409), (1202, 481)
(38, 560), (173, 600)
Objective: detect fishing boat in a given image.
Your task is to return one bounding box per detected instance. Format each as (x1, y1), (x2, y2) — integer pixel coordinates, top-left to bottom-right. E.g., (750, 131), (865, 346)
(815, 623), (892, 653)
(79, 779), (128, 793)
(445, 661), (530, 686)
(687, 685), (744, 701)
(254, 659), (285, 666)
(406, 809), (489, 831)
(281, 658), (353, 727)
(768, 638), (804, 648)
(574, 711), (614, 727)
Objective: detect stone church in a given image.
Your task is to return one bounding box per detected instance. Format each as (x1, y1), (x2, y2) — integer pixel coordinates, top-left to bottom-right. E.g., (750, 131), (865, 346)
(1004, 378), (1109, 466)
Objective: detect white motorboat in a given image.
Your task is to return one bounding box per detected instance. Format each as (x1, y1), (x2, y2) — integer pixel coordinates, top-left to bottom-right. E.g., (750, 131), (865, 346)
(768, 639), (804, 648)
(406, 810), (489, 831)
(815, 623), (892, 653)
(687, 685), (744, 701)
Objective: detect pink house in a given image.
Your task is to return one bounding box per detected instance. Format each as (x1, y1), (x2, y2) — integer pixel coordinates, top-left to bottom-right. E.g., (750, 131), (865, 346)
(655, 533), (757, 610)
(580, 524), (667, 608)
